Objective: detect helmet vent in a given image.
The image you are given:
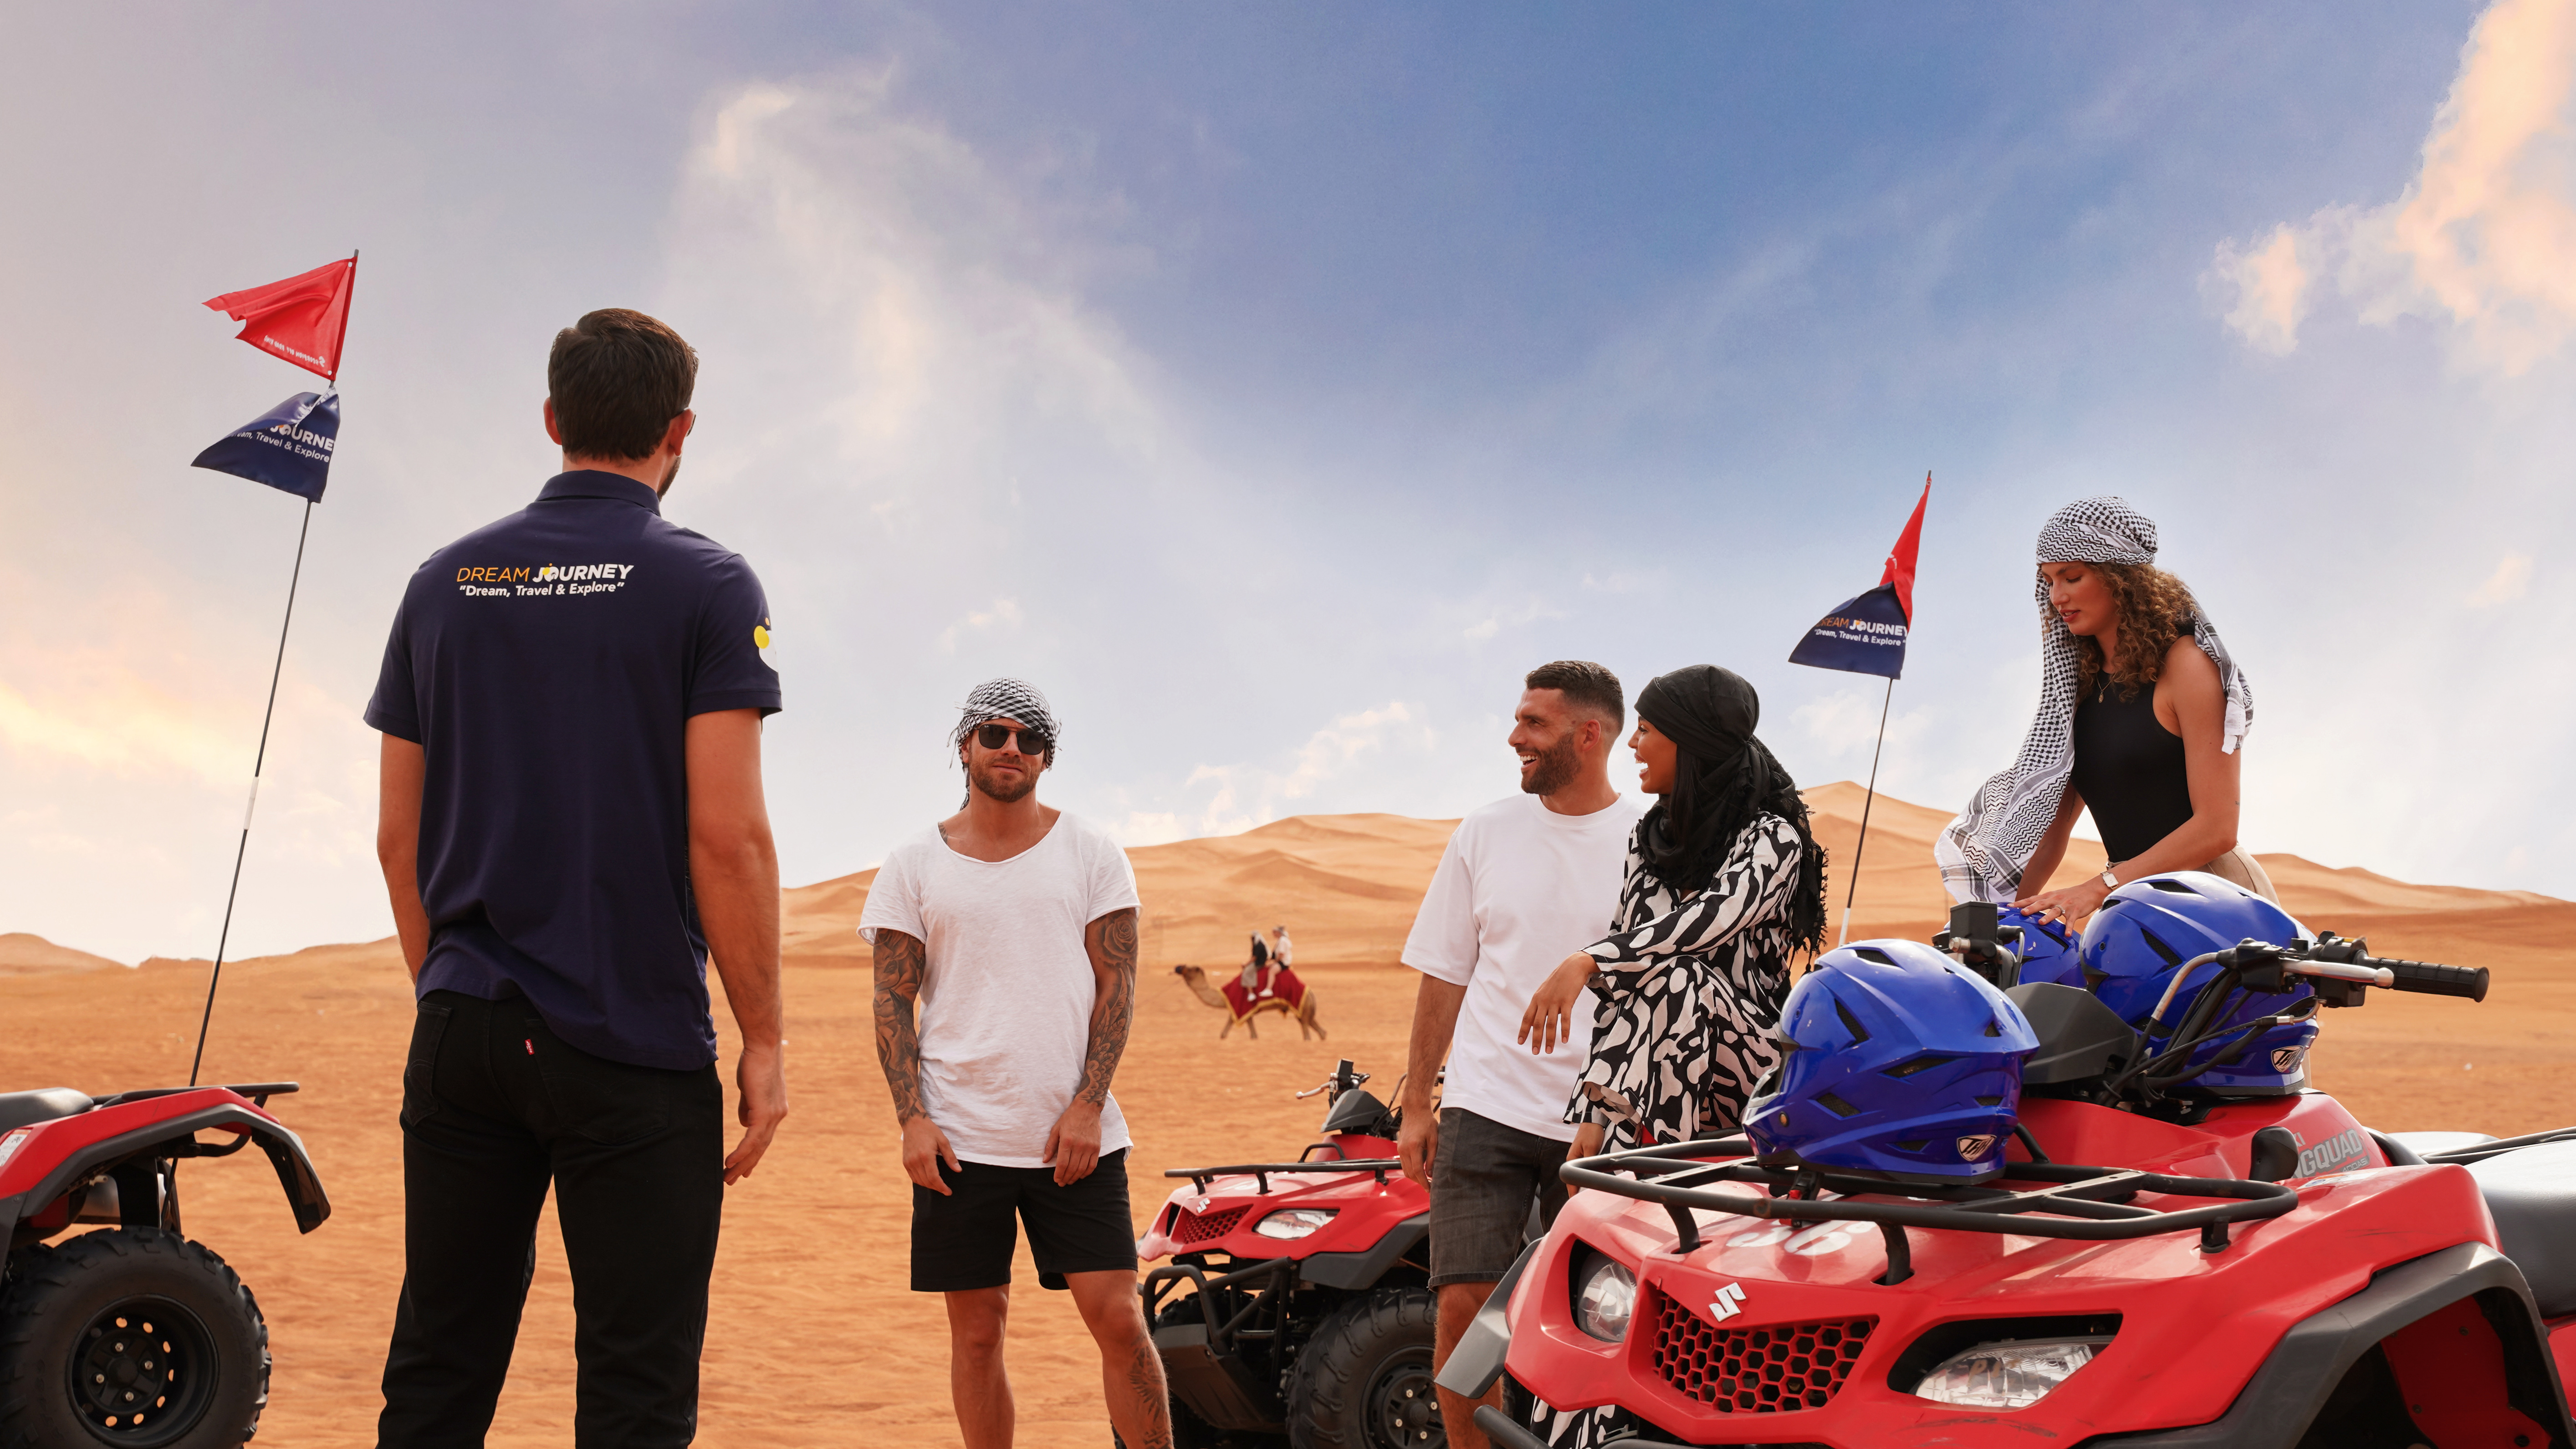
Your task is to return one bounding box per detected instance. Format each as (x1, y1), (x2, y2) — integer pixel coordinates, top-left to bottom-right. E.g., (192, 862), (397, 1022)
(1833, 1000), (1871, 1043)
(1851, 947), (1898, 965)
(1882, 1054), (1956, 1079)
(1983, 1020), (2002, 1037)
(2146, 878), (2200, 894)
(2136, 928), (2184, 968)
(1893, 1139), (1929, 1153)
(1816, 1091), (1861, 1118)
(1974, 1095), (2003, 1107)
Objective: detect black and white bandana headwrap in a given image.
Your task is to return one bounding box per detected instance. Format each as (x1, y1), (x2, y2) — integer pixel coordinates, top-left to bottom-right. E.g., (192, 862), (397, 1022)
(952, 677), (1061, 763)
(1933, 496), (2254, 903)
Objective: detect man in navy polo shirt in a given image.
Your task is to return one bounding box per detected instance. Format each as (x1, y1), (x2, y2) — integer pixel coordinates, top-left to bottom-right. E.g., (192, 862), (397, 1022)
(367, 308), (786, 1448)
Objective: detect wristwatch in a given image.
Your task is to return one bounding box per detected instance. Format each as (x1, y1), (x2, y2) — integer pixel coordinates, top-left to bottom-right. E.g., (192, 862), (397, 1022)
(2100, 867), (2120, 891)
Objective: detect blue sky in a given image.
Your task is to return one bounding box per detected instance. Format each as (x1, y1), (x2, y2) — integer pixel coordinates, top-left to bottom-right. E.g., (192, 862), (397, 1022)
(6, 0), (2571, 963)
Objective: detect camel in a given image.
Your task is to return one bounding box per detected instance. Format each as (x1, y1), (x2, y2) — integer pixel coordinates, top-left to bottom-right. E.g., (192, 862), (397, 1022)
(1173, 963), (1327, 1041)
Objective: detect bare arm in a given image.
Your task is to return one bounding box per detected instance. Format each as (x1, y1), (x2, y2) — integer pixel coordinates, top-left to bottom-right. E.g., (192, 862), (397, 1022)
(1046, 907), (1139, 1186)
(376, 735), (431, 979)
(1397, 975), (1465, 1189)
(687, 708), (787, 1184)
(873, 927), (958, 1193)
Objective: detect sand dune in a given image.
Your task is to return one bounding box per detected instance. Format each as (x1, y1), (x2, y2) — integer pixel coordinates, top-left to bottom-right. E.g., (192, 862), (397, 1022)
(3, 786), (2571, 1446)
(0, 931), (124, 975)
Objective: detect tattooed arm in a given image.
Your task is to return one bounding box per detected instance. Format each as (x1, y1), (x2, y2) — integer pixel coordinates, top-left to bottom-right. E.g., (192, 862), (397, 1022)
(873, 928), (958, 1195)
(1047, 906), (1138, 1186)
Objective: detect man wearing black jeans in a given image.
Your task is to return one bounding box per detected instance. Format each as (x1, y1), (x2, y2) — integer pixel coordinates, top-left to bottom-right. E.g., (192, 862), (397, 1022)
(367, 309), (788, 1447)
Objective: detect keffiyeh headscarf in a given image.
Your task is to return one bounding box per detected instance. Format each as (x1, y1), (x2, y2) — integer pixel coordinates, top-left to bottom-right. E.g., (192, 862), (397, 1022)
(1933, 497), (2253, 903)
(951, 677), (1061, 763)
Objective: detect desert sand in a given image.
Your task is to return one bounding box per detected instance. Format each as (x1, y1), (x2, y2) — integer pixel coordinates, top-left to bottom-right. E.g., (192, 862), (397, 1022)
(3, 786), (2571, 1446)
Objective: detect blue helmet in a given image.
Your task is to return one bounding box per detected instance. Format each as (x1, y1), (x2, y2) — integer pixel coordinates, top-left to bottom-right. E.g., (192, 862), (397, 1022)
(2078, 872), (2315, 1096)
(2000, 907), (2081, 988)
(1745, 940), (2040, 1185)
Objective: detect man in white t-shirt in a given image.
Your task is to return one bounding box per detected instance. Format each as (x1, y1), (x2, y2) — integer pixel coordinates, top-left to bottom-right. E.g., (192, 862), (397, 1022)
(1400, 661), (1639, 1449)
(861, 678), (1170, 1449)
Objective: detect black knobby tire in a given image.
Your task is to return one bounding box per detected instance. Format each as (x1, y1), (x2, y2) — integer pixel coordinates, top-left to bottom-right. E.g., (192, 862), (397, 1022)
(0, 1229), (269, 1449)
(1285, 1286), (1441, 1449)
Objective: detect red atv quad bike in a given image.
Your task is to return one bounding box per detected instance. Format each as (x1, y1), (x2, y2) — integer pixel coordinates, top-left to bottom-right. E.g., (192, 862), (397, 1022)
(0, 1082), (329, 1448)
(1441, 908), (2576, 1449)
(1136, 1060), (1446, 1449)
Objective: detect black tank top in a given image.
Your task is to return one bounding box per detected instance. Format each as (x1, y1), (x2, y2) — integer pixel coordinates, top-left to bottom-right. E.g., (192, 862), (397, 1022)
(2070, 678), (2193, 864)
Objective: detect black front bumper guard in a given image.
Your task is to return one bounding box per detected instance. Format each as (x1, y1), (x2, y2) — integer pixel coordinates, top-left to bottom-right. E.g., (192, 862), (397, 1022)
(1560, 1137), (2299, 1283)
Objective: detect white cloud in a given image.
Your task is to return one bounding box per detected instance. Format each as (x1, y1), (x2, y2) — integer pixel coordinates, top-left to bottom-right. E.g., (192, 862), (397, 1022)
(1177, 702), (1436, 836)
(2210, 0), (2576, 374)
(937, 596), (1023, 652)
(1461, 596), (1567, 643)
(2469, 552), (2534, 606)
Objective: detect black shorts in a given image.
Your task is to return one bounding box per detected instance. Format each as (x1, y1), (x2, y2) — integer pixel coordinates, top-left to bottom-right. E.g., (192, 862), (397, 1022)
(1428, 1108), (1572, 1288)
(911, 1149), (1137, 1292)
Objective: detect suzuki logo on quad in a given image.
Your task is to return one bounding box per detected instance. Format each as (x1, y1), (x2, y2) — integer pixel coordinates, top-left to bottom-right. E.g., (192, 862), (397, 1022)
(1708, 1283), (1748, 1322)
(1957, 1134), (1996, 1161)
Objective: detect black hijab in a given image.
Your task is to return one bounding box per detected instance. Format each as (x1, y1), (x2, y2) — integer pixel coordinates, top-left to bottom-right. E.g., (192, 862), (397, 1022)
(1634, 665), (1828, 957)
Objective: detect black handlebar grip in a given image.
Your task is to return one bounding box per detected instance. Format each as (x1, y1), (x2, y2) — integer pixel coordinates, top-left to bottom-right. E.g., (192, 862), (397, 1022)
(2371, 957), (2490, 1002)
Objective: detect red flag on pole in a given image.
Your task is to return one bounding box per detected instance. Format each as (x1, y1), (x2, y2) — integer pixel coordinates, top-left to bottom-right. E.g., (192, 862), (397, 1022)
(204, 255), (358, 381)
(1880, 473), (1930, 622)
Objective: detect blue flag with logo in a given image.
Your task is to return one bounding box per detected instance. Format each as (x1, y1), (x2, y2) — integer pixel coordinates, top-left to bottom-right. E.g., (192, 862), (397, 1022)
(191, 391), (339, 502)
(1788, 479), (1927, 680)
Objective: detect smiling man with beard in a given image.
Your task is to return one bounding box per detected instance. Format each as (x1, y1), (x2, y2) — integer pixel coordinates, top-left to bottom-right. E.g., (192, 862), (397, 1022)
(1397, 661), (1641, 1449)
(860, 679), (1170, 1449)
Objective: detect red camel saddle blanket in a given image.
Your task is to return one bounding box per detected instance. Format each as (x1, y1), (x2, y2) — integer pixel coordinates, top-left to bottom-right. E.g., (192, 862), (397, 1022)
(1222, 966), (1308, 1016)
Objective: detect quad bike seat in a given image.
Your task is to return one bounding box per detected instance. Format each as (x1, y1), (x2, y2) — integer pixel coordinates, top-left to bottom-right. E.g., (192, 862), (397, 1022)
(2465, 1141), (2576, 1318)
(0, 1087), (94, 1134)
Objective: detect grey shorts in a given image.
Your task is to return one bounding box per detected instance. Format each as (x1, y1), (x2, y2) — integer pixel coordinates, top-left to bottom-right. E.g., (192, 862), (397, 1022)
(1428, 1107), (1572, 1288)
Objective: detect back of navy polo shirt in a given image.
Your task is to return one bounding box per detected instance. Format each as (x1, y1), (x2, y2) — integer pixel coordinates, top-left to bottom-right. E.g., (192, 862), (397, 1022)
(364, 471), (782, 1071)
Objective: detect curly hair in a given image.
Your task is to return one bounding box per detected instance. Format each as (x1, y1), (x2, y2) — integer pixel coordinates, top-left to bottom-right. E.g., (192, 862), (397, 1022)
(2070, 562), (2200, 701)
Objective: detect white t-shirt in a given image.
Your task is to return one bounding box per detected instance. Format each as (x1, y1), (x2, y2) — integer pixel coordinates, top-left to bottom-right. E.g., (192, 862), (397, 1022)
(857, 812), (1142, 1168)
(1401, 791), (1644, 1141)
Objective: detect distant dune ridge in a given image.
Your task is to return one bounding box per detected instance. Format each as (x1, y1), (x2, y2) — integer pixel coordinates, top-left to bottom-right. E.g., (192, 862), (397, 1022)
(12, 785), (2566, 979)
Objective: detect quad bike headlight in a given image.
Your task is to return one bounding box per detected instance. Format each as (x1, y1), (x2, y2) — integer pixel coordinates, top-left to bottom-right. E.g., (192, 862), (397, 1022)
(1573, 1255), (1636, 1342)
(1253, 1208), (1338, 1240)
(1912, 1336), (2111, 1409)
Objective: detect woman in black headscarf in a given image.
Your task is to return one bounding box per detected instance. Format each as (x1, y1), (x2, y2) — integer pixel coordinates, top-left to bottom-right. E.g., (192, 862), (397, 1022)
(1518, 665), (1827, 1154)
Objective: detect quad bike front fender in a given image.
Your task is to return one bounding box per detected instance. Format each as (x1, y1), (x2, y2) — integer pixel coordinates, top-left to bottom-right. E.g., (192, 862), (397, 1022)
(2088, 1240), (2574, 1448)
(0, 1088), (329, 1246)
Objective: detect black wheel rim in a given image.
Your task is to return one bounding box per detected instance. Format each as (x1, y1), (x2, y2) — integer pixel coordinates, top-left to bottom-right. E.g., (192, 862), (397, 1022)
(63, 1295), (218, 1447)
(1365, 1350), (1443, 1449)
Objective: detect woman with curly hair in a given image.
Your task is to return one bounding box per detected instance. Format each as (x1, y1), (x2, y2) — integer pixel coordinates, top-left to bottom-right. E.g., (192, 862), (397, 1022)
(1518, 665), (1828, 1154)
(1936, 495), (2270, 925)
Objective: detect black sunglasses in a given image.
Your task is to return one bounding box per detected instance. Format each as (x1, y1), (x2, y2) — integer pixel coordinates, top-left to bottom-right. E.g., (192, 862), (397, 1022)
(972, 723), (1053, 755)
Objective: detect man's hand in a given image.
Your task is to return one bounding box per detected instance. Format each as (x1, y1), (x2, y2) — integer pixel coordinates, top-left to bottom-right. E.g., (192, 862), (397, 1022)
(1563, 1122), (1604, 1194)
(1398, 1105), (1439, 1191)
(723, 1040), (788, 1184)
(1518, 953), (1597, 1056)
(903, 1113), (961, 1194)
(1046, 1101), (1104, 1186)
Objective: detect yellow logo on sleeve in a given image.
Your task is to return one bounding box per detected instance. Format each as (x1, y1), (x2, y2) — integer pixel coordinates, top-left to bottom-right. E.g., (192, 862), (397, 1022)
(755, 618), (776, 666)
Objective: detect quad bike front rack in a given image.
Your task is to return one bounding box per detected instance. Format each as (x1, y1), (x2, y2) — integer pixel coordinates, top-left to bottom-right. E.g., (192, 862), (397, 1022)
(1164, 1150), (1403, 1195)
(1561, 1137), (2300, 1284)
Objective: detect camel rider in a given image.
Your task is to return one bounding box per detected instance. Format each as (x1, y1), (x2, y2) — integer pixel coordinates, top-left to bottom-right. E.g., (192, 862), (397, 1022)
(1271, 925), (1293, 974)
(1240, 933), (1273, 998)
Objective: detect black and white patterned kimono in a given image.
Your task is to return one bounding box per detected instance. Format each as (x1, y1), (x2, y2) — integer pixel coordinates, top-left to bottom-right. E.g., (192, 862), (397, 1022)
(1564, 811), (1804, 1152)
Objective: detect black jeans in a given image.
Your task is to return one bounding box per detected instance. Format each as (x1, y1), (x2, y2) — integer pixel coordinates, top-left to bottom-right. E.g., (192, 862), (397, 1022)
(378, 990), (725, 1448)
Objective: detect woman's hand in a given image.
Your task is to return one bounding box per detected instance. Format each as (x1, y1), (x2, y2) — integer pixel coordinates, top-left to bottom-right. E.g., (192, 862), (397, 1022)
(2015, 872), (2115, 928)
(1518, 953), (1598, 1056)
(1564, 1122), (1605, 1193)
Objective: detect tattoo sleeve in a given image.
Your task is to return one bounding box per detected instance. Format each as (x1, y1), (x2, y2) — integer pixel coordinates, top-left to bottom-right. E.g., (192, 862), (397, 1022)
(1077, 908), (1139, 1107)
(872, 929), (931, 1122)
